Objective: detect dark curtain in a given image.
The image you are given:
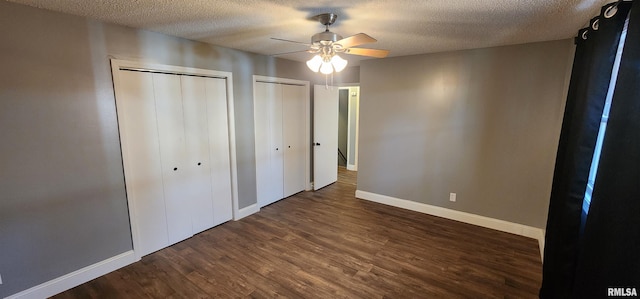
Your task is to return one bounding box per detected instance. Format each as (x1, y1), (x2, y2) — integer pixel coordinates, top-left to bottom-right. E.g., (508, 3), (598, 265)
(540, 1), (635, 298)
(573, 2), (640, 297)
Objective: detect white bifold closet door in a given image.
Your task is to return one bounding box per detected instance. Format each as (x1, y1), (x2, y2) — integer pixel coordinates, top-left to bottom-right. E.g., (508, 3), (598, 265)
(255, 82), (284, 206)
(116, 70), (232, 257)
(254, 82), (306, 207)
(282, 84), (307, 197)
(154, 73), (193, 245)
(195, 76), (233, 227)
(181, 76), (232, 232)
(117, 71), (169, 256)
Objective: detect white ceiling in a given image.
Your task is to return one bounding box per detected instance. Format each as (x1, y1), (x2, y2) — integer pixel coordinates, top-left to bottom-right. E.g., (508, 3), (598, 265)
(7, 0), (610, 65)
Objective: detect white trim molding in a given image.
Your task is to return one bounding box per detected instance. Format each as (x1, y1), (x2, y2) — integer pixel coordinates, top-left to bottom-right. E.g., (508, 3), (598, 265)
(355, 190), (546, 260)
(6, 251), (137, 299)
(235, 203), (260, 220)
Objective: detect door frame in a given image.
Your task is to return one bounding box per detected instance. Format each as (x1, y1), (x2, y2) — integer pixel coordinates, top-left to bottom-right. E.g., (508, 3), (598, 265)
(253, 76), (312, 192)
(111, 59), (239, 260)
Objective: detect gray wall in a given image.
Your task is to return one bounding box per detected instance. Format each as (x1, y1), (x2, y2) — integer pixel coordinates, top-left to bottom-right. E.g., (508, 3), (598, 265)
(358, 40), (574, 228)
(0, 1), (310, 296)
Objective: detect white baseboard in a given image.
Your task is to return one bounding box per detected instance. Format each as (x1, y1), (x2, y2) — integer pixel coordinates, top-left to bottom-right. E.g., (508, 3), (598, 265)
(355, 190), (546, 260)
(235, 203), (259, 220)
(346, 164), (357, 171)
(6, 250), (137, 299)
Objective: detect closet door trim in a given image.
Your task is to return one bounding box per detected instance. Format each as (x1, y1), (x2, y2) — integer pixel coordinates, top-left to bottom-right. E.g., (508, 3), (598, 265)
(111, 59), (239, 260)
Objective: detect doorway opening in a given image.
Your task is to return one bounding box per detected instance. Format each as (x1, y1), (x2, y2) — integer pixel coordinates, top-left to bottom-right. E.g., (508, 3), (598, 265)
(337, 85), (359, 186)
(337, 86), (359, 171)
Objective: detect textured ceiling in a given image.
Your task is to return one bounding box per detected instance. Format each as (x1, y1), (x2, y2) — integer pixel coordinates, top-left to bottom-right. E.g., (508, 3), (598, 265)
(7, 0), (611, 65)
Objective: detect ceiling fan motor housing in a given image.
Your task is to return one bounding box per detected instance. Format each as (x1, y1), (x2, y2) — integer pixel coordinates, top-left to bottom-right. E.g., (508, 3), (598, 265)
(311, 30), (343, 45)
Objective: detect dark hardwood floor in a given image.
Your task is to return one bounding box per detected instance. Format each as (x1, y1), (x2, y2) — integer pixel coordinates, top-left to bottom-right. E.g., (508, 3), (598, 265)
(53, 167), (542, 298)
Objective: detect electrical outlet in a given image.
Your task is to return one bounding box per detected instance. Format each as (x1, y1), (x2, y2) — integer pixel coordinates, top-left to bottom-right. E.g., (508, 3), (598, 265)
(449, 193), (457, 202)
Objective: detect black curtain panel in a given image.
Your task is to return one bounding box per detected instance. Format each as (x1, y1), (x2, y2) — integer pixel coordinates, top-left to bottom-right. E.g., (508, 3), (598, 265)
(540, 1), (633, 298)
(540, 25), (594, 299)
(573, 2), (640, 297)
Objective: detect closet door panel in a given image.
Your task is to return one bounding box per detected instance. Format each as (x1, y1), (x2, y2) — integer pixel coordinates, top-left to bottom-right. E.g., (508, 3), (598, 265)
(181, 76), (215, 233)
(153, 73), (192, 245)
(204, 77), (233, 225)
(255, 82), (284, 207)
(254, 82), (271, 207)
(117, 71), (169, 256)
(282, 84), (307, 197)
(270, 84), (284, 201)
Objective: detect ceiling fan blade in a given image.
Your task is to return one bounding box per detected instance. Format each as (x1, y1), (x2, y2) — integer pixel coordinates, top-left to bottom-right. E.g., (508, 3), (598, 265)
(270, 49), (313, 56)
(335, 33), (377, 48)
(344, 48), (390, 58)
(270, 37), (310, 46)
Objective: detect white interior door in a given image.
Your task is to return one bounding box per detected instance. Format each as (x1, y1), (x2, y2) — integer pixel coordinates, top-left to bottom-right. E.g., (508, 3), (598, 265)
(314, 85), (339, 190)
(153, 73), (193, 245)
(282, 84), (307, 197)
(181, 76), (215, 234)
(254, 82), (284, 207)
(116, 70), (169, 257)
(270, 86), (284, 200)
(204, 77), (233, 226)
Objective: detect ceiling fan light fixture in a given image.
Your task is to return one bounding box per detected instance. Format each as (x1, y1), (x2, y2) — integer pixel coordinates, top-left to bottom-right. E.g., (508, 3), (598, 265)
(306, 55), (323, 72)
(320, 61), (334, 75)
(330, 54), (347, 72)
(308, 52), (348, 75)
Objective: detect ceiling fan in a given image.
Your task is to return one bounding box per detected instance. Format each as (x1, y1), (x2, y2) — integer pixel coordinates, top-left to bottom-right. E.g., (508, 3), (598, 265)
(271, 13), (390, 74)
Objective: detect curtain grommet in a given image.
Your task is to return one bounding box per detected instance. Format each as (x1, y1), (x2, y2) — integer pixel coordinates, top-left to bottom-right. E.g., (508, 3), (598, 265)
(592, 18), (600, 30)
(604, 5), (618, 19)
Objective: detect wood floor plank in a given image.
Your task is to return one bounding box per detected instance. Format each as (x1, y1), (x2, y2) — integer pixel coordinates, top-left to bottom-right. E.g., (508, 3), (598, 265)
(52, 167), (542, 298)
